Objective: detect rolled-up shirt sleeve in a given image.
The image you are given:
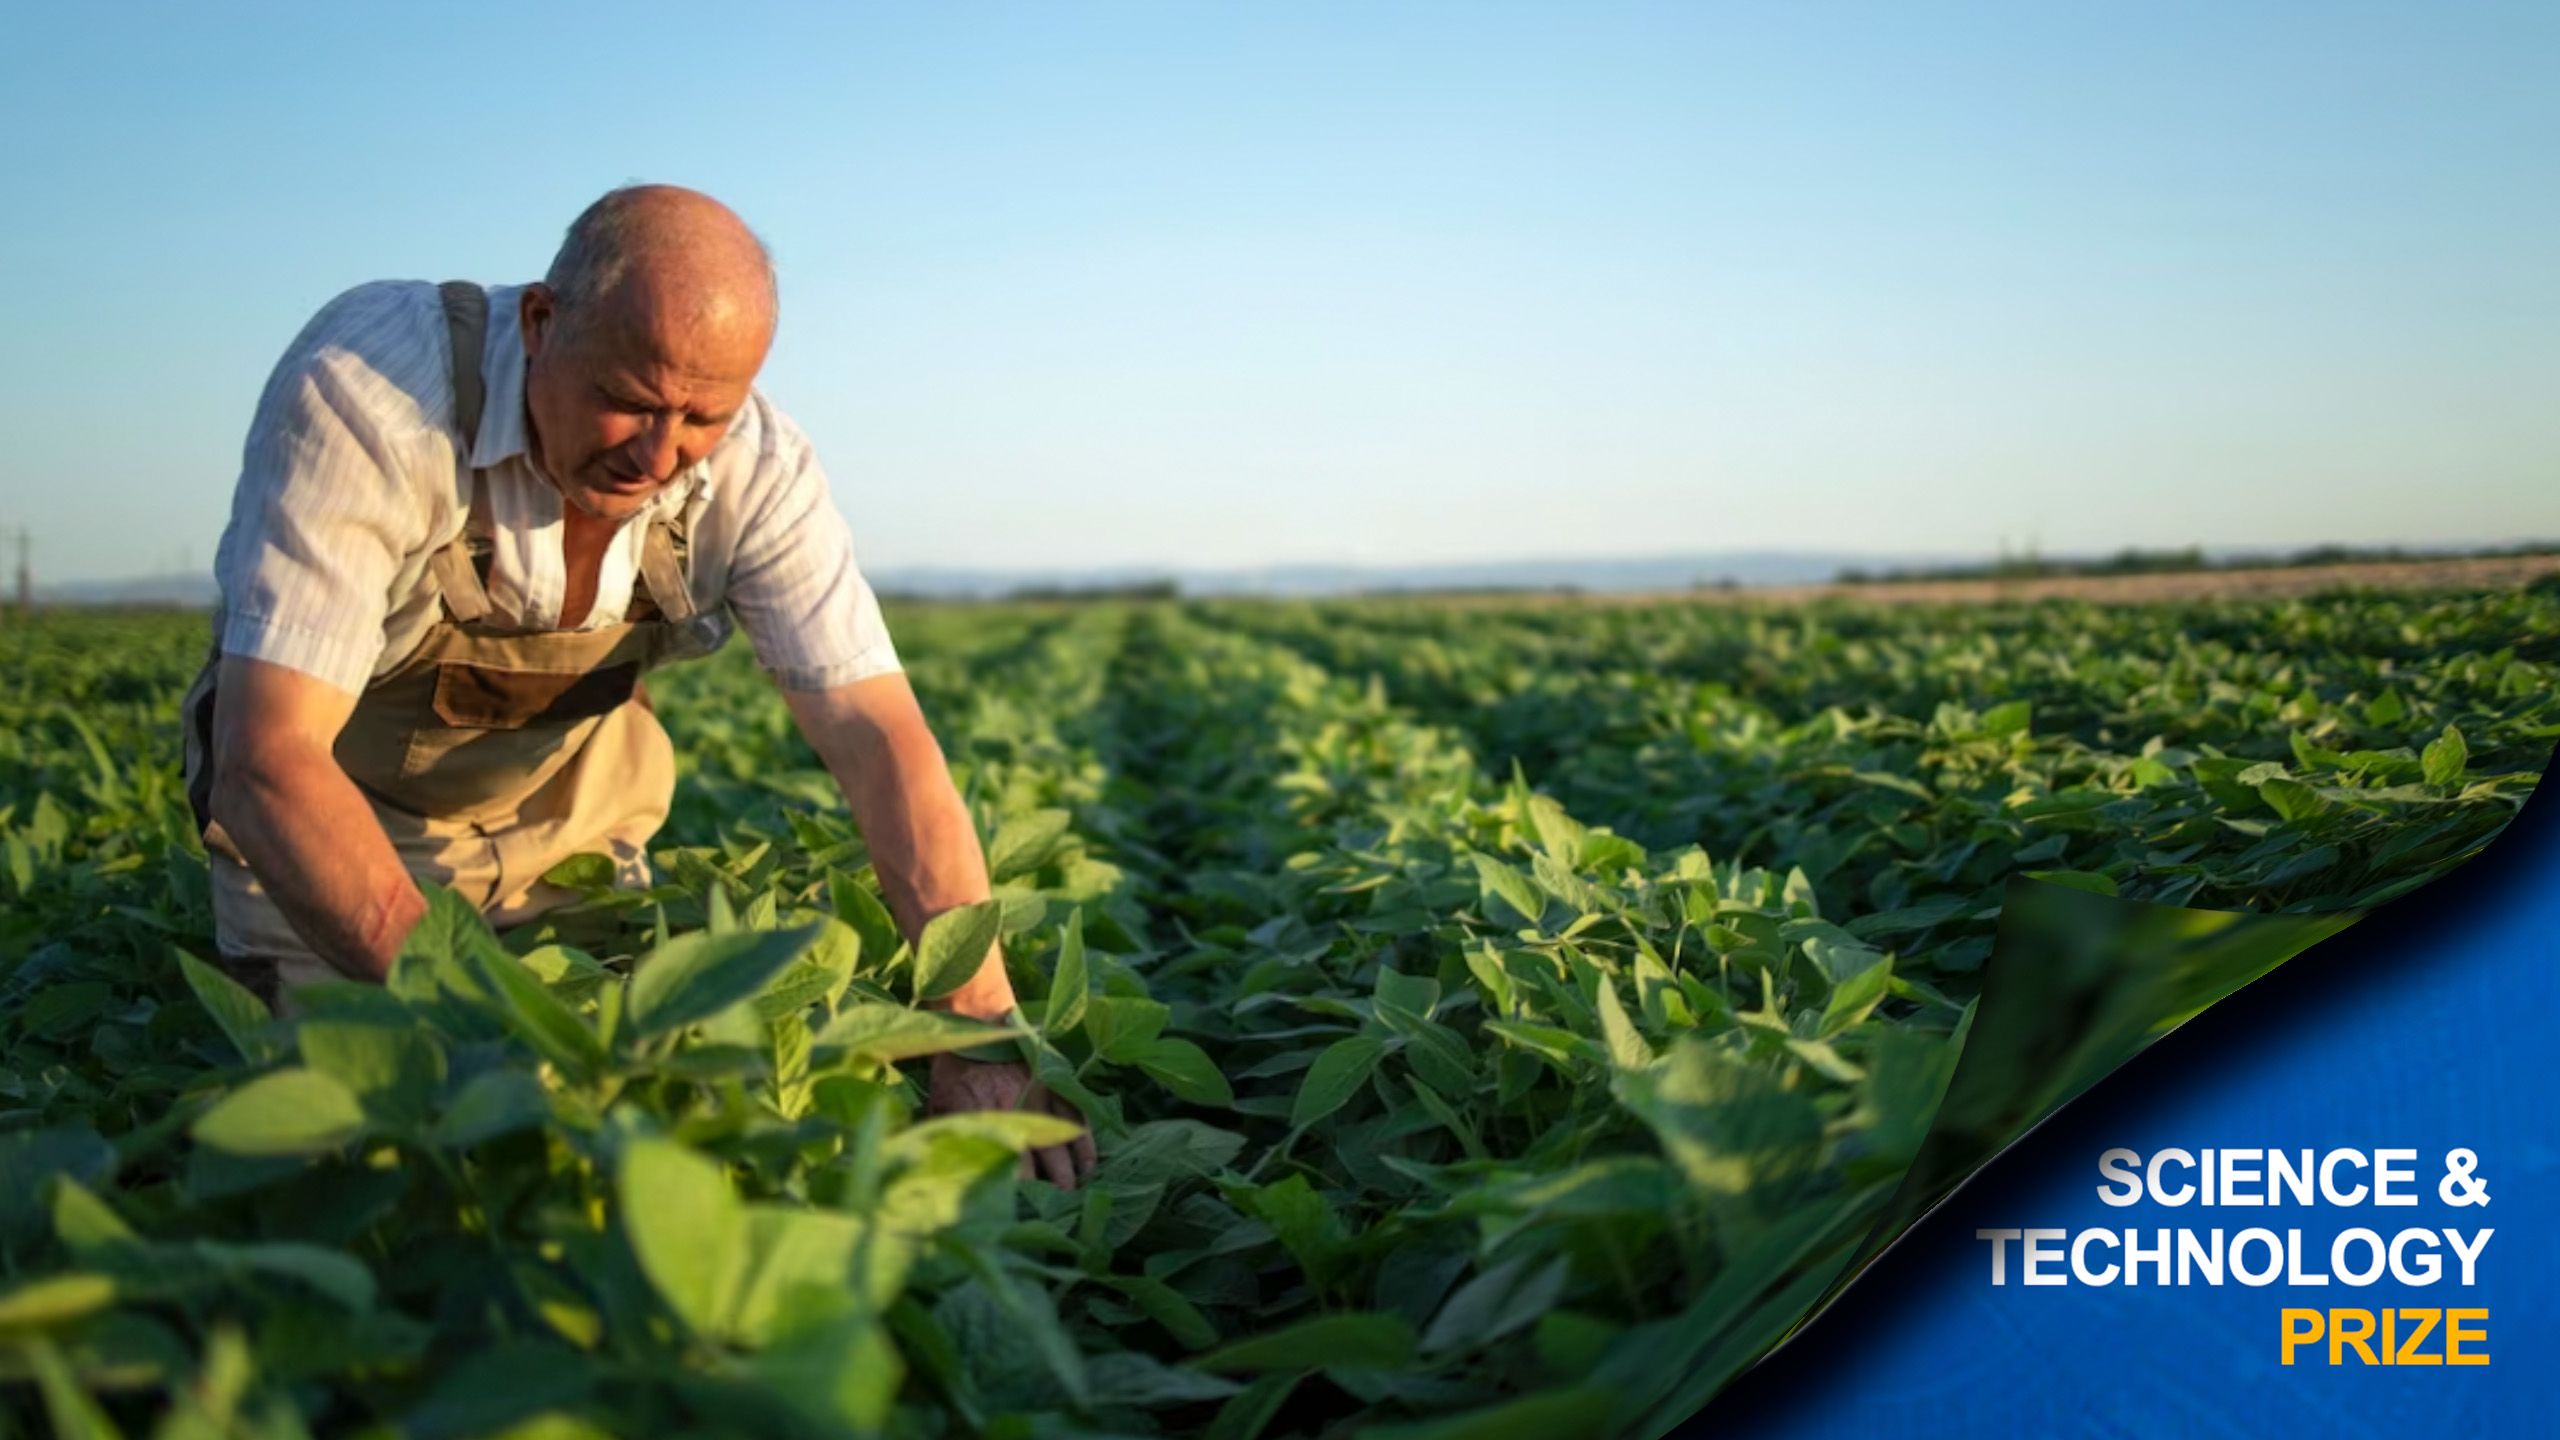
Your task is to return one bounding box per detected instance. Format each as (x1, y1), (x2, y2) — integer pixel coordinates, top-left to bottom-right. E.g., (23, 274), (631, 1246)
(724, 402), (902, 692)
(213, 283), (442, 695)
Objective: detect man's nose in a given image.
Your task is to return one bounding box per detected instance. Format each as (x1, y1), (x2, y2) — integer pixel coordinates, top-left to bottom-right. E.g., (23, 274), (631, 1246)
(633, 414), (682, 480)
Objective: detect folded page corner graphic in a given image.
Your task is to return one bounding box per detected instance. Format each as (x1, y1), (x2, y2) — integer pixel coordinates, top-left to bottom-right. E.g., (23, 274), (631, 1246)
(1679, 748), (2559, 1437)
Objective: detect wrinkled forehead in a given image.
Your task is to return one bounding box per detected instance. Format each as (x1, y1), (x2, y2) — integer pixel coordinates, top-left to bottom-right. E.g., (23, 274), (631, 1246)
(575, 275), (773, 387)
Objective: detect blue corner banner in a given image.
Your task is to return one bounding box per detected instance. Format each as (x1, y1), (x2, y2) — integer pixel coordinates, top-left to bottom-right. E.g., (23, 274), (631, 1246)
(1704, 778), (2559, 1437)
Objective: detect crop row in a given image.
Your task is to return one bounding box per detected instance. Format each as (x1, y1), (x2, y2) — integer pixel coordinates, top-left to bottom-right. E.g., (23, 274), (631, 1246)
(2, 589), (2553, 1440)
(1205, 592), (2556, 949)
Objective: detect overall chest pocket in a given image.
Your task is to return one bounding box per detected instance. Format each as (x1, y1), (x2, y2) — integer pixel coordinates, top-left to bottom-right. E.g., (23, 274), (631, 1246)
(429, 660), (642, 730)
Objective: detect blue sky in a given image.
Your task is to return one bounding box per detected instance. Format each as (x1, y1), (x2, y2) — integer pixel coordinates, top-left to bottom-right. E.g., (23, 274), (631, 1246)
(3, 2), (2554, 583)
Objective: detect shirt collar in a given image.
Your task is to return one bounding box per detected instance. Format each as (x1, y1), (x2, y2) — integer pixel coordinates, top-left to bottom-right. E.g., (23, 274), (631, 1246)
(469, 282), (716, 512)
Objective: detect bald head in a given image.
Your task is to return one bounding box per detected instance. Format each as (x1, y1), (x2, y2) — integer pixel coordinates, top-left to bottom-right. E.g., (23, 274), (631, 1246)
(544, 184), (777, 348)
(517, 186), (779, 522)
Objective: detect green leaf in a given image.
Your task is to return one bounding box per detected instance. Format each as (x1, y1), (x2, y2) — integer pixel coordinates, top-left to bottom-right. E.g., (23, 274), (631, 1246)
(2423, 723), (2469, 788)
(1408, 1076), (1488, 1160)
(1291, 1035), (1387, 1129)
(22, 1336), (127, 1440)
(2255, 777), (2328, 823)
(464, 944), (611, 1083)
(1795, 929), (1887, 983)
(1358, 1386), (1617, 1440)
(541, 852), (618, 893)
(1980, 700), (2033, 736)
(299, 1018), (447, 1128)
(736, 1314), (906, 1434)
(1085, 1350), (1244, 1406)
(2290, 731), (2348, 773)
(913, 901), (1005, 1002)
(1402, 1020), (1484, 1101)
(1468, 853), (1546, 929)
(1784, 1036), (1864, 1083)
(191, 1068), (368, 1157)
(48, 1179), (135, 1254)
(518, 942), (604, 985)
(791, 916), (863, 1015)
(175, 948), (278, 1064)
(1844, 896), (1972, 939)
(1373, 967), (1441, 1023)
(617, 1138), (745, 1339)
(1103, 1274), (1221, 1350)
(1534, 1314), (1623, 1383)
(1196, 1311), (1417, 1374)
(198, 1239), (377, 1311)
(392, 882), (508, 1006)
(1044, 907), (1090, 1035)
(1819, 956), (1895, 1037)
(628, 924), (823, 1038)
(1593, 979), (1651, 1069)
(434, 1069), (553, 1149)
(1085, 995), (1172, 1063)
(1131, 1037), (1235, 1106)
(1466, 942), (1517, 1016)
(402, 1355), (603, 1440)
(987, 809), (1074, 883)
(0, 1272), (117, 1330)
(1781, 865), (1820, 916)
(1523, 792), (1589, 866)
(1446, 1157), (1683, 1223)
(1420, 1254), (1572, 1355)
(1609, 1040), (1821, 1198)
(815, 1003), (1014, 1063)
(2023, 869), (2122, 897)
(1248, 1174), (1342, 1283)
(727, 1207), (879, 1344)
(1484, 1020), (1604, 1070)
(1204, 1374), (1299, 1440)
(1090, 1120), (1248, 1189)
(897, 1111), (1089, 1159)
(830, 872), (904, 972)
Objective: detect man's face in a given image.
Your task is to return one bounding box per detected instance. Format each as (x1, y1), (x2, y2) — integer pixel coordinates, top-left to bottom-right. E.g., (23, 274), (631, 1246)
(518, 283), (769, 523)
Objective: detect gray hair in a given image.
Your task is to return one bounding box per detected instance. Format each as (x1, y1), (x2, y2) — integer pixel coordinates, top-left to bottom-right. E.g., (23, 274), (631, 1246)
(543, 186), (778, 327)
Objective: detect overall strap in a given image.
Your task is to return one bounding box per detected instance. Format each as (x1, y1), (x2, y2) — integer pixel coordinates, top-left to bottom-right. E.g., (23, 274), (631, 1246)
(430, 281), (495, 624)
(636, 512), (700, 624)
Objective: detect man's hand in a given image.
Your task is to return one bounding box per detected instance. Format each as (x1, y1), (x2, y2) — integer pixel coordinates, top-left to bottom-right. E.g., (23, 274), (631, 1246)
(924, 1052), (1099, 1189)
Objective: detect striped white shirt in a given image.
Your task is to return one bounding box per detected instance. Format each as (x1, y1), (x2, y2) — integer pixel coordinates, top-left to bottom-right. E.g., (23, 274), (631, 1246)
(212, 280), (901, 694)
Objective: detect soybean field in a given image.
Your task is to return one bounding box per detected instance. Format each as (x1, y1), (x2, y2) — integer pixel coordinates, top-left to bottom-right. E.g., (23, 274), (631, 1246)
(3, 585), (2555, 1440)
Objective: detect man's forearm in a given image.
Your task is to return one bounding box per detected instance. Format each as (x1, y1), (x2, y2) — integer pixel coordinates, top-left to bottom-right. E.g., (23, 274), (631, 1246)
(815, 704), (1018, 1019)
(211, 748), (424, 980)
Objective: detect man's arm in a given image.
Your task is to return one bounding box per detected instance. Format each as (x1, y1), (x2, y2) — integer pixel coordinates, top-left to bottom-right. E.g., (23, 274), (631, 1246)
(203, 281), (451, 976)
(207, 655), (424, 979)
(784, 671), (1096, 1188)
(781, 671), (1016, 1020)
(729, 405), (1091, 1184)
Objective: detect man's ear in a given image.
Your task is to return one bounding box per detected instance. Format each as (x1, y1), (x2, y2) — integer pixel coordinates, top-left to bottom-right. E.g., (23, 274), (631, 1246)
(519, 283), (558, 359)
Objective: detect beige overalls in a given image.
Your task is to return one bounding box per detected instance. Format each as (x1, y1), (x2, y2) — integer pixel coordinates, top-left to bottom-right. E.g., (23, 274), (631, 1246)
(182, 282), (698, 1009)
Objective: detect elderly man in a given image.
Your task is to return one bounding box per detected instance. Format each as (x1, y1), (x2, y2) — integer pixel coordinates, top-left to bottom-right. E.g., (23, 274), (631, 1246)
(180, 185), (1094, 1187)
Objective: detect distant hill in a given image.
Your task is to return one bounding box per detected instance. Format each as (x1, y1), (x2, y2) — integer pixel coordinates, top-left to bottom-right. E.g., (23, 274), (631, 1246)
(36, 573), (222, 608)
(871, 551), (1974, 600)
(39, 542), (2554, 607)
(37, 553), (1968, 608)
